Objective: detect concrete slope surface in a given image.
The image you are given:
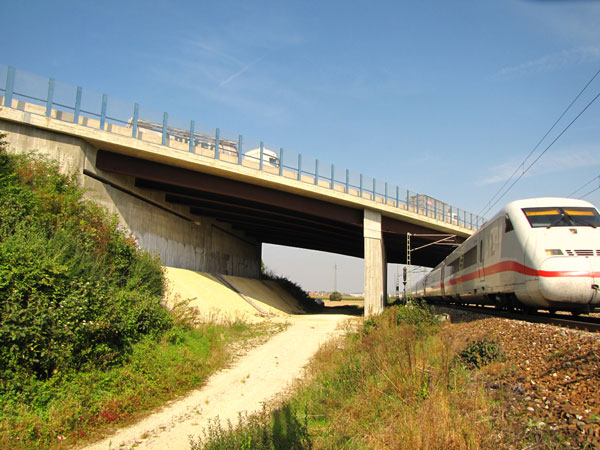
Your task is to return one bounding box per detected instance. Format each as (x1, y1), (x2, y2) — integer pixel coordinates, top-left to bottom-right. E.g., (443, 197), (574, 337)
(163, 268), (309, 322)
(80, 314), (352, 450)
(223, 275), (306, 315)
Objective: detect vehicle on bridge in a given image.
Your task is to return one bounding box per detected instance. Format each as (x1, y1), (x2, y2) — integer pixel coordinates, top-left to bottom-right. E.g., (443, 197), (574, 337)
(129, 118), (239, 157)
(411, 198), (600, 315)
(128, 119), (281, 168)
(243, 147), (280, 168)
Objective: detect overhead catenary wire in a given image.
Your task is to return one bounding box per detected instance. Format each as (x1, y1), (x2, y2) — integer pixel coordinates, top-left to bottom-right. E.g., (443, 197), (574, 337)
(480, 90), (600, 217)
(567, 174), (600, 198)
(478, 67), (600, 218)
(579, 185), (600, 200)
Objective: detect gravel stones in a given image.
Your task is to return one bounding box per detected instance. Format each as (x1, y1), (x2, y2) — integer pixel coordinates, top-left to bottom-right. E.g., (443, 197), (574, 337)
(437, 307), (600, 448)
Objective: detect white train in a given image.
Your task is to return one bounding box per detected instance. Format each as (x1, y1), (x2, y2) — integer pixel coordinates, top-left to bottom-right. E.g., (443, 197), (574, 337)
(412, 198), (600, 314)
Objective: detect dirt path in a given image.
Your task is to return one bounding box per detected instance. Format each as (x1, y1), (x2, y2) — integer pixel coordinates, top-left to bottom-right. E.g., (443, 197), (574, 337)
(81, 314), (354, 450)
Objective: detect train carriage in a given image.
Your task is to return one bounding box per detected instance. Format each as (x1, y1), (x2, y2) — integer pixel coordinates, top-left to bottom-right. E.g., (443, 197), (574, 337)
(413, 198), (600, 314)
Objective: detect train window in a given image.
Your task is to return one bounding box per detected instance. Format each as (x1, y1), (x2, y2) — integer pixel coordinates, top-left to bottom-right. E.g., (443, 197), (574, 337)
(463, 246), (477, 268)
(505, 214), (514, 232)
(448, 258), (460, 274)
(522, 207), (600, 228)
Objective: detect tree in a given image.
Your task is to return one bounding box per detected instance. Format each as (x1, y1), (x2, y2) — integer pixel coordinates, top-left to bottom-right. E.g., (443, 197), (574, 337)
(329, 291), (343, 302)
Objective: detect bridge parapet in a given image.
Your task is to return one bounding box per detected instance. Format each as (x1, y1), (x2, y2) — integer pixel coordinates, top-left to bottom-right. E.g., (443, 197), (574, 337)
(0, 65), (485, 232)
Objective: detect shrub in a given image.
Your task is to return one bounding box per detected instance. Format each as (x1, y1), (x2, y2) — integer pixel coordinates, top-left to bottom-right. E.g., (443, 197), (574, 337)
(329, 291), (343, 302)
(395, 300), (439, 330)
(0, 139), (171, 386)
(456, 339), (504, 370)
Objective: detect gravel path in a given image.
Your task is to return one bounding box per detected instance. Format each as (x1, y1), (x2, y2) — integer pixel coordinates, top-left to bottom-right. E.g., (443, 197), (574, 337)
(80, 314), (353, 450)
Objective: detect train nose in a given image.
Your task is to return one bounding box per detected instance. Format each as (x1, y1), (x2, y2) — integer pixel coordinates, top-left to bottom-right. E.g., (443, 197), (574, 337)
(538, 257), (597, 304)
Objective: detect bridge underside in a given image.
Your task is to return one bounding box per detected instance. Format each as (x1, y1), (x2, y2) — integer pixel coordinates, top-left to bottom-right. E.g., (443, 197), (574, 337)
(95, 150), (464, 267)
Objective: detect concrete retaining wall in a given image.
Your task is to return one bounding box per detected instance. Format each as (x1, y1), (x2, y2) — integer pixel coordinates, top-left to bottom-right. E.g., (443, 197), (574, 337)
(0, 119), (261, 278)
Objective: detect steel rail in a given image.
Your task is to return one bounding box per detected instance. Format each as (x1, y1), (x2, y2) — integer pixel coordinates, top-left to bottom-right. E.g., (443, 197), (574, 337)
(437, 304), (600, 333)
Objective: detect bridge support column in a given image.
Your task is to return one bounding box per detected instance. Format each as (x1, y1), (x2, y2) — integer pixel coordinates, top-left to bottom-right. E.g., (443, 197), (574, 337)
(364, 209), (387, 317)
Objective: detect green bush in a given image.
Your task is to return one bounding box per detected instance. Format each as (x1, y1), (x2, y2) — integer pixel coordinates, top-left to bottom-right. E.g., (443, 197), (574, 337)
(456, 339), (504, 370)
(395, 300), (439, 327)
(328, 291), (342, 302)
(0, 137), (171, 387)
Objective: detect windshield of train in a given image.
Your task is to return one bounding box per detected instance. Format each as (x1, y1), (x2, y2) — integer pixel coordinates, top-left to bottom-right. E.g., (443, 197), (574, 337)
(522, 207), (600, 228)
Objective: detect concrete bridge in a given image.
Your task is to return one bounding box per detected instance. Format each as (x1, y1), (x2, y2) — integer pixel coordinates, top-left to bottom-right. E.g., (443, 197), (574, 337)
(0, 66), (483, 315)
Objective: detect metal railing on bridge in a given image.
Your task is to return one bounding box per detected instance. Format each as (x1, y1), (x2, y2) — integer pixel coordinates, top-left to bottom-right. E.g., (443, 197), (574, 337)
(0, 65), (484, 231)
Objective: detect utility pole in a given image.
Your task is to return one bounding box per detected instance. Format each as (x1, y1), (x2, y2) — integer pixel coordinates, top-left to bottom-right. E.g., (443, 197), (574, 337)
(395, 266), (399, 300)
(402, 265), (407, 302)
(406, 232), (411, 301)
(333, 263), (337, 293)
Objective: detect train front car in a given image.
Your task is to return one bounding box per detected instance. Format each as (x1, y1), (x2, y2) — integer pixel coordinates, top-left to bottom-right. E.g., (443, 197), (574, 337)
(510, 198), (600, 314)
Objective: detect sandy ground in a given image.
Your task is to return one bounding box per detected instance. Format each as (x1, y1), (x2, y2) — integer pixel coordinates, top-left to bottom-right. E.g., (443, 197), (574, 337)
(81, 313), (354, 450)
(162, 268), (306, 323)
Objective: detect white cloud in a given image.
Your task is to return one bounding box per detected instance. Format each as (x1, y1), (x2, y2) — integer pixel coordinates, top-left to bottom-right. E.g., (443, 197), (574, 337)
(498, 46), (600, 78)
(477, 147), (599, 185)
(219, 56), (265, 87)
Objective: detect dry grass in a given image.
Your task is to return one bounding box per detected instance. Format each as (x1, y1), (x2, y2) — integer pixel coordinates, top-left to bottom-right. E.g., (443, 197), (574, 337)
(288, 305), (496, 449)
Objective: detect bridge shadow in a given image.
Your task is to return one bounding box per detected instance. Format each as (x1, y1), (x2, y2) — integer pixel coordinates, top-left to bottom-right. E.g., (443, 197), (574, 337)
(316, 300), (364, 316)
(319, 304), (364, 316)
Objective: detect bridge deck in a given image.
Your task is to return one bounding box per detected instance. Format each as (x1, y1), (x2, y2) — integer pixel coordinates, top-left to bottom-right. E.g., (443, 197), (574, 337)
(0, 97), (476, 239)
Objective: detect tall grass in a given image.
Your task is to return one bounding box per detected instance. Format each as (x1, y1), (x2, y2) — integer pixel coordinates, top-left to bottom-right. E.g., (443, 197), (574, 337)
(193, 304), (496, 449)
(293, 305), (494, 449)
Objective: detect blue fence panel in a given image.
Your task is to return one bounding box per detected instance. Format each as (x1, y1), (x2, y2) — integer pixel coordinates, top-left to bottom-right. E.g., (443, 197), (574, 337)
(103, 95), (135, 134)
(77, 87), (104, 127)
(51, 79), (78, 120)
(279, 147), (299, 178)
(318, 160), (332, 187)
(239, 136), (261, 169)
(301, 154), (316, 183)
(13, 69), (47, 107)
(0, 65), (8, 97)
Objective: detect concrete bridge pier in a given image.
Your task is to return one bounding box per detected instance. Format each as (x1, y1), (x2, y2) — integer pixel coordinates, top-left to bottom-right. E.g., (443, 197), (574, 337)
(364, 209), (387, 317)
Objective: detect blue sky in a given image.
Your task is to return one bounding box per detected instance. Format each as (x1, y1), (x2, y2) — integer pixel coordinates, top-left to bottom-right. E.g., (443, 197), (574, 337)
(2, 0), (600, 293)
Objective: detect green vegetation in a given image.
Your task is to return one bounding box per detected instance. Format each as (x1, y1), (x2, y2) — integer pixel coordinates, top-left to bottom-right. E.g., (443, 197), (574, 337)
(0, 136), (274, 448)
(0, 134), (170, 384)
(328, 291), (342, 302)
(194, 303), (495, 449)
(456, 339), (505, 370)
(190, 405), (311, 450)
(1, 318), (265, 449)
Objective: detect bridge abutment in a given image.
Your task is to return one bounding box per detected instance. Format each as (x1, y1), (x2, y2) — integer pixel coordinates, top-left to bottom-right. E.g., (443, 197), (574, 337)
(0, 119), (261, 278)
(364, 209), (387, 316)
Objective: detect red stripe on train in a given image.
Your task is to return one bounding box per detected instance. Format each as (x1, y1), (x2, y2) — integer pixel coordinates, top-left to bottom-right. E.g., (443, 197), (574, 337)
(446, 261), (599, 287)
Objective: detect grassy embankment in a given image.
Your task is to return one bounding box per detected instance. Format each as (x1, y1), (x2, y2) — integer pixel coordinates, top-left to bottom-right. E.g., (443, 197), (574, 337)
(191, 302), (505, 449)
(0, 134), (280, 449)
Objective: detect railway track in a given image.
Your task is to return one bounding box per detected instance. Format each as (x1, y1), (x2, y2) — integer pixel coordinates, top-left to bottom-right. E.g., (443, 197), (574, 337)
(438, 304), (600, 333)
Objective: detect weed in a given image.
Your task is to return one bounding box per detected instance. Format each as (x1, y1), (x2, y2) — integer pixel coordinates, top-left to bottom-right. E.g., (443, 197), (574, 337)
(190, 404), (312, 450)
(457, 339), (505, 370)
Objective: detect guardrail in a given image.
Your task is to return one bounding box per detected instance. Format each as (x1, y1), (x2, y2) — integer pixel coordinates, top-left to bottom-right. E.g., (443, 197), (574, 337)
(0, 65), (484, 231)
